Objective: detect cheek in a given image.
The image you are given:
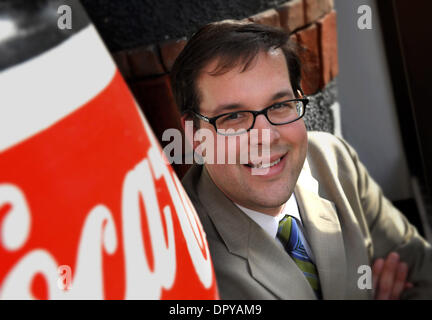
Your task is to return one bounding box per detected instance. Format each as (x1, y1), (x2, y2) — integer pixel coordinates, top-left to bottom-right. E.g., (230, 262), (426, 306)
(280, 120), (307, 147)
(214, 135), (248, 164)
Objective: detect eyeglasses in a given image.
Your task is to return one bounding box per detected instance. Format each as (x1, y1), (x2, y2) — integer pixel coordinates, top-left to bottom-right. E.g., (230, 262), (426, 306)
(191, 98), (308, 136)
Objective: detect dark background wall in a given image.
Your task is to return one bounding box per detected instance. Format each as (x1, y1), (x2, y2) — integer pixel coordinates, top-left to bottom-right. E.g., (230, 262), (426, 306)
(81, 0), (288, 52)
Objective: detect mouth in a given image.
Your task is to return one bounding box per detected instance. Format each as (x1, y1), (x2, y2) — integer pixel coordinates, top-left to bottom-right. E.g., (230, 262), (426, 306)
(245, 156), (284, 169)
(243, 153), (288, 177)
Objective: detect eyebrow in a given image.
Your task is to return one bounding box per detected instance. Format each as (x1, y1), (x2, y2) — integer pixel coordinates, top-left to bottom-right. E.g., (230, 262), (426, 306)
(212, 90), (295, 115)
(272, 90), (295, 101)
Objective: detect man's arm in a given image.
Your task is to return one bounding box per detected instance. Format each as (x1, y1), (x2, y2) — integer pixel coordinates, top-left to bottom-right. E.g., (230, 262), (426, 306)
(338, 137), (432, 299)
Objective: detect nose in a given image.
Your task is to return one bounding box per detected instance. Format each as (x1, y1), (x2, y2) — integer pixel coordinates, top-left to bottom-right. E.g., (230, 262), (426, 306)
(251, 113), (280, 144)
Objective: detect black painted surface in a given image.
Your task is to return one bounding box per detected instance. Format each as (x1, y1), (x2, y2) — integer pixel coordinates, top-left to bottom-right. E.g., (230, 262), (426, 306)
(0, 0), (89, 71)
(377, 0), (432, 209)
(81, 0), (289, 52)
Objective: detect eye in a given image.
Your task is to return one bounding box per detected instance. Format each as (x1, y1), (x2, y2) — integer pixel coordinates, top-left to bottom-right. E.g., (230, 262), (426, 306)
(269, 103), (283, 110)
(269, 102), (290, 111)
(224, 112), (242, 121)
(217, 112), (250, 126)
(229, 113), (240, 119)
(270, 101), (296, 110)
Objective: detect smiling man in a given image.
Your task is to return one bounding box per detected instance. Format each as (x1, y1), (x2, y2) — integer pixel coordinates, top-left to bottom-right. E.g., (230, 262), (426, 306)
(194, 45), (306, 215)
(170, 21), (432, 299)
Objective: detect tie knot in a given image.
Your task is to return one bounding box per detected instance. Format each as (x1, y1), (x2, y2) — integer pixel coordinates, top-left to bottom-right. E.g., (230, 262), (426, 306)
(276, 215), (294, 246)
(277, 215), (306, 256)
(278, 214), (292, 227)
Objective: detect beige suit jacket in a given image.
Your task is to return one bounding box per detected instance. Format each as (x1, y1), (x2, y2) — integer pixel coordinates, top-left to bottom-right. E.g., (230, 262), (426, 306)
(182, 131), (432, 299)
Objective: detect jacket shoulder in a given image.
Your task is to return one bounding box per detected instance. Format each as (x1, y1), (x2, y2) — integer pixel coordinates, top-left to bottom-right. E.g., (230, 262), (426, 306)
(306, 131), (357, 172)
(307, 131), (351, 154)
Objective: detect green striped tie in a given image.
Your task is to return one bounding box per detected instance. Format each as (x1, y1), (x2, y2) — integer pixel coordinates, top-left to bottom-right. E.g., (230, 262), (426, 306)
(277, 215), (322, 298)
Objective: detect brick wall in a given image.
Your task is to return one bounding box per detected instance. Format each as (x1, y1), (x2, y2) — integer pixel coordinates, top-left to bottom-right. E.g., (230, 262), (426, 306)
(110, 0), (339, 178)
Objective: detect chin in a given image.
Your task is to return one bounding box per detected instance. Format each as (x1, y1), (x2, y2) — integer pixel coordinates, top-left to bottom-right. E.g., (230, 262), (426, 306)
(246, 187), (292, 209)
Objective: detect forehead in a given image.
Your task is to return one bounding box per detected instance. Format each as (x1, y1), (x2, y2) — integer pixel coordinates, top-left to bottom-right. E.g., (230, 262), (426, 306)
(196, 48), (293, 114)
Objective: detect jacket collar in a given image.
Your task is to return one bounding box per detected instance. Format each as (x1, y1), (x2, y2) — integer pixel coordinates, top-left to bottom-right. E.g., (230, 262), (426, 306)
(294, 184), (347, 299)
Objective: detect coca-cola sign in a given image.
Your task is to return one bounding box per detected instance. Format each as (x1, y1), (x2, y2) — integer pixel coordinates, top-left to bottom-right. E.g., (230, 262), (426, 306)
(0, 5), (218, 300)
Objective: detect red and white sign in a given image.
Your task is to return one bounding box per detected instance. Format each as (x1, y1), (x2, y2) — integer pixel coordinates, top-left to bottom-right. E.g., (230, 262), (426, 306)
(0, 25), (218, 299)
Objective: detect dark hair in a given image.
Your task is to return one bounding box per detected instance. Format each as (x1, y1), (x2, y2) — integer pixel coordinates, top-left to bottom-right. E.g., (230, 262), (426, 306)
(170, 21), (303, 122)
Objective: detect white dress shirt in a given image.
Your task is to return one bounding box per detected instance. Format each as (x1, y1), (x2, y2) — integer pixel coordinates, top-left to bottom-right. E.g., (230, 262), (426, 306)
(235, 194), (315, 262)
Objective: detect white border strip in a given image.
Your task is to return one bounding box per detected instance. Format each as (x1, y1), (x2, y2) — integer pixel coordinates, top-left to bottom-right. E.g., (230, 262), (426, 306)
(330, 101), (343, 138)
(0, 25), (116, 152)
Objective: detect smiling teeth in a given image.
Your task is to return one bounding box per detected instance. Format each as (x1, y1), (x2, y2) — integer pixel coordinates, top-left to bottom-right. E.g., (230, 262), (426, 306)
(252, 157), (281, 169)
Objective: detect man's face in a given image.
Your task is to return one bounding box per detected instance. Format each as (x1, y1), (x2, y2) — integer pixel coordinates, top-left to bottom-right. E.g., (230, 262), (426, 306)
(195, 49), (308, 216)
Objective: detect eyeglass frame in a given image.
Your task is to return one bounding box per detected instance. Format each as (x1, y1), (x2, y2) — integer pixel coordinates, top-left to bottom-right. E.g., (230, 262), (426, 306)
(188, 98), (309, 136)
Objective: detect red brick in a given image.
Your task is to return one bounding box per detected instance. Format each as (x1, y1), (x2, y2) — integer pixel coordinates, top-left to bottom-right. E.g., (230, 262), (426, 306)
(129, 75), (190, 178)
(304, 0), (333, 24)
(160, 38), (187, 72)
(130, 75), (182, 139)
(277, 0), (305, 34)
(248, 9), (281, 27)
(318, 10), (338, 86)
(112, 51), (131, 80)
(127, 44), (165, 78)
(295, 23), (321, 95)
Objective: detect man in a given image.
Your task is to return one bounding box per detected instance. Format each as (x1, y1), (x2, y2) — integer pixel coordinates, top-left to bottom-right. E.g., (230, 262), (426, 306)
(170, 21), (432, 299)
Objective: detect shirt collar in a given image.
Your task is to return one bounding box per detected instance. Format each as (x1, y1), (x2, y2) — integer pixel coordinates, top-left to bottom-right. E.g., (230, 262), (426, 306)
(235, 193), (301, 240)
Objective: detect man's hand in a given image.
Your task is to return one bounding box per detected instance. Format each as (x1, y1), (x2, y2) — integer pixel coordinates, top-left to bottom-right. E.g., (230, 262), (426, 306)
(372, 252), (414, 300)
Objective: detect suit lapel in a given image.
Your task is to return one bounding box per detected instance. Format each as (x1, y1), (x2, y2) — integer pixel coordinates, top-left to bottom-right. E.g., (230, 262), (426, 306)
(248, 221), (318, 299)
(197, 167), (250, 258)
(197, 167), (317, 299)
(294, 184), (348, 299)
